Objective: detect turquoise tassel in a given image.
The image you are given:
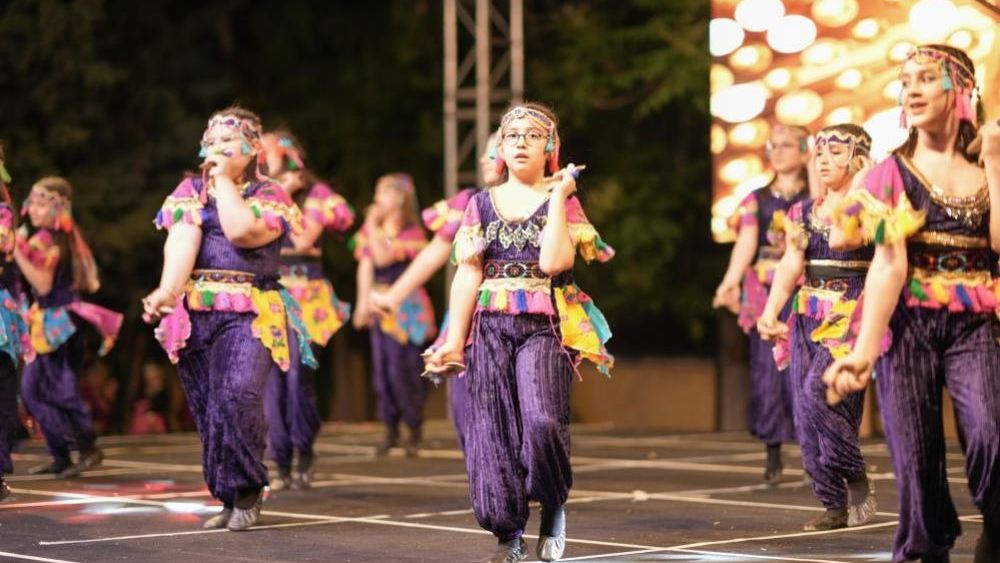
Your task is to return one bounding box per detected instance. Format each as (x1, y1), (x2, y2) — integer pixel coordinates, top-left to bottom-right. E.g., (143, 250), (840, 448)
(941, 60), (953, 91)
(544, 137), (554, 154)
(241, 142), (252, 155)
(198, 147), (208, 158)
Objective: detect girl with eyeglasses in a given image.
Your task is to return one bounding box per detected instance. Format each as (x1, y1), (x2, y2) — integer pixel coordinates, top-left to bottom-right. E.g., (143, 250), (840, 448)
(425, 102), (614, 563)
(713, 123), (811, 485)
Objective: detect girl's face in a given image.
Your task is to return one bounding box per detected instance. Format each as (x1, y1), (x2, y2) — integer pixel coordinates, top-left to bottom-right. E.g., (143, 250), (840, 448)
(767, 128), (808, 174)
(374, 182), (405, 214)
(814, 136), (853, 190)
(26, 189), (58, 228)
(499, 117), (549, 179)
(201, 115), (255, 174)
(899, 57), (952, 131)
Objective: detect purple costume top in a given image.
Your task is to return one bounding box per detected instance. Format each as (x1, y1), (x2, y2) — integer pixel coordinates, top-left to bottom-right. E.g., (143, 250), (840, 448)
(773, 197), (876, 368)
(452, 190), (615, 373)
(0, 205), (26, 363)
(354, 222), (436, 347)
(153, 177), (315, 371)
(837, 154), (998, 313)
(729, 184), (808, 332)
(279, 182), (354, 347)
(17, 227), (122, 361)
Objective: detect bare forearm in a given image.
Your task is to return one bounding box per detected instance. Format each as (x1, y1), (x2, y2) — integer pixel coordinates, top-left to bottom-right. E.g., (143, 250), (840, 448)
(762, 248), (803, 319)
(443, 262), (483, 348)
(540, 198), (575, 274)
(159, 225), (201, 294)
(387, 237), (451, 303)
(854, 243), (906, 361)
(214, 180), (281, 248)
(356, 258), (374, 311)
(13, 252), (55, 296)
(289, 220), (324, 251)
(721, 227), (758, 286)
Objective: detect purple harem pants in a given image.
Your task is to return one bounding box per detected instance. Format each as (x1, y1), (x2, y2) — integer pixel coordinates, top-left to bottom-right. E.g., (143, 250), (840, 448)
(0, 355), (17, 475)
(264, 336), (321, 470)
(177, 312), (271, 507)
(877, 306), (1000, 562)
(790, 313), (866, 509)
(748, 327), (796, 445)
(464, 312), (573, 541)
(21, 328), (94, 462)
(369, 322), (427, 431)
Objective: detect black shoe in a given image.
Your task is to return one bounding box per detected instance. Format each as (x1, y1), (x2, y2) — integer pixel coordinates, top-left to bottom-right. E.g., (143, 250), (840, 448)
(290, 471), (311, 491)
(28, 459), (71, 476)
(482, 538), (527, 563)
(272, 466), (293, 491)
(376, 424), (399, 456)
(0, 477), (10, 502)
(763, 444), (783, 485)
(405, 426), (422, 458)
(803, 508), (848, 531)
(975, 525), (999, 563)
(537, 505), (567, 561)
(847, 474), (877, 527)
(922, 553), (950, 563)
(78, 446), (104, 471)
(57, 463), (83, 479)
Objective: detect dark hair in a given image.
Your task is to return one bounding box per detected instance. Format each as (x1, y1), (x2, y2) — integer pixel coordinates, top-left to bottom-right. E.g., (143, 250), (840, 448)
(893, 44), (982, 163)
(375, 173), (421, 229)
(32, 177), (99, 293)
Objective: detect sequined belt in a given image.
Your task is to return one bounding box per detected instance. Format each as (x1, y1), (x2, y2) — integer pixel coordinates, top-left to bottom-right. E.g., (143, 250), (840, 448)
(907, 246), (993, 274)
(805, 259), (870, 280)
(279, 261), (323, 280)
(483, 260), (545, 280)
(190, 269), (257, 284)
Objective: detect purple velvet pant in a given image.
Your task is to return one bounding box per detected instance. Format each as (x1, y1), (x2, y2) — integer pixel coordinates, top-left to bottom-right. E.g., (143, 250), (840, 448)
(369, 323), (427, 430)
(790, 314), (866, 509)
(877, 306), (1000, 562)
(264, 337), (321, 469)
(21, 329), (94, 462)
(0, 355), (17, 475)
(748, 327), (796, 445)
(449, 374), (470, 453)
(177, 312), (271, 506)
(464, 313), (573, 541)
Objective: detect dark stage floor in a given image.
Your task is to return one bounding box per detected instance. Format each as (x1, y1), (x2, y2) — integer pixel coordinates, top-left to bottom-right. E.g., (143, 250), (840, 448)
(0, 422), (984, 562)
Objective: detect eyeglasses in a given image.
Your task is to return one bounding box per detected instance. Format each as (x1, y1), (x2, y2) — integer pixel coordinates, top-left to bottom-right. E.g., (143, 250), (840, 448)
(501, 131), (547, 147)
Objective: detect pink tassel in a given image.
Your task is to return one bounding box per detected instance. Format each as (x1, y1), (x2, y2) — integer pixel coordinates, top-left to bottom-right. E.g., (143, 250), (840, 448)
(947, 286), (964, 313)
(898, 108), (908, 129)
(977, 285), (997, 310)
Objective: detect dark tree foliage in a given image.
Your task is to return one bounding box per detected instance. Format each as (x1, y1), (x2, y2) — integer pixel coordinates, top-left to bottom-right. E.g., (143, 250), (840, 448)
(0, 0), (719, 423)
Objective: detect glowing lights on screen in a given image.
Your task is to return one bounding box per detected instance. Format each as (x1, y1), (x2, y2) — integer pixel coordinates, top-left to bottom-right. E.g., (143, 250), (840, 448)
(775, 89), (824, 125)
(811, 0), (859, 28)
(909, 0), (960, 42)
(735, 0), (786, 32)
(711, 83), (770, 123)
(766, 15), (818, 53)
(710, 18), (745, 57)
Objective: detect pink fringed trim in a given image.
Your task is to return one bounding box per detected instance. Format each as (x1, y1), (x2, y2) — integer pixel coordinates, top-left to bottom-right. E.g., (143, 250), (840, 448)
(154, 296), (192, 365)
